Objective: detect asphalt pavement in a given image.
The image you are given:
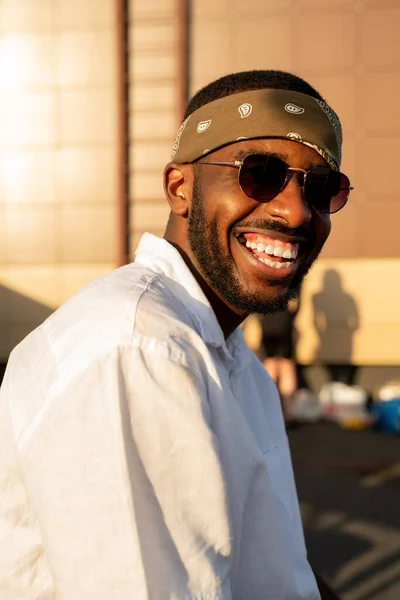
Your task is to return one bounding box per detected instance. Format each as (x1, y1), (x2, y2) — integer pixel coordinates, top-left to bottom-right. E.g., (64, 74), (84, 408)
(288, 421), (400, 600)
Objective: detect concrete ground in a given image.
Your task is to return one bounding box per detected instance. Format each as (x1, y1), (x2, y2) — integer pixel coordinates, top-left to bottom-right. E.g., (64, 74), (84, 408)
(289, 421), (400, 600)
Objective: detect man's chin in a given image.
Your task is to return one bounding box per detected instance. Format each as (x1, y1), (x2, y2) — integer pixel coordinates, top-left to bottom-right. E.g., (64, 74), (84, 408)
(223, 282), (299, 316)
(257, 291), (297, 315)
(257, 289), (298, 315)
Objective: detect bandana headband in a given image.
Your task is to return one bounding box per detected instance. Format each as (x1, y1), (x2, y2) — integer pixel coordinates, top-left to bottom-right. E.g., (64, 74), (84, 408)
(171, 89), (342, 170)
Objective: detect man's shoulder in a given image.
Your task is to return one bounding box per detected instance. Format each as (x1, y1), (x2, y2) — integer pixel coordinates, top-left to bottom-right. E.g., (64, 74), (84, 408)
(11, 261), (201, 375)
(132, 270), (203, 347)
(42, 262), (158, 350)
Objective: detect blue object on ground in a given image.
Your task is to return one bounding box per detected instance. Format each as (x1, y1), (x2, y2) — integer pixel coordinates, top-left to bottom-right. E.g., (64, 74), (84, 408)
(372, 398), (400, 434)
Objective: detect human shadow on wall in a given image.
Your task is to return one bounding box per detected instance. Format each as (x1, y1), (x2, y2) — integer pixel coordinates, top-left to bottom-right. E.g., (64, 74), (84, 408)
(0, 284), (54, 385)
(312, 269), (360, 386)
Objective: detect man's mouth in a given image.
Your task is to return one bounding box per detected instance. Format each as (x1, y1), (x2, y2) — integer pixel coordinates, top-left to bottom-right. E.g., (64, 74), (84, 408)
(237, 232), (299, 270)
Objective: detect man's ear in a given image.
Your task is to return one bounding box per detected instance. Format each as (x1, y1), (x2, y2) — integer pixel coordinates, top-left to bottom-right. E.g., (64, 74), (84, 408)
(163, 163), (193, 217)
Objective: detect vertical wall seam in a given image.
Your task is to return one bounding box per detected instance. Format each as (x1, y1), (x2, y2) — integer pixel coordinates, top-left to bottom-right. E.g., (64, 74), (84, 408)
(116, 0), (131, 265)
(177, 0), (191, 123)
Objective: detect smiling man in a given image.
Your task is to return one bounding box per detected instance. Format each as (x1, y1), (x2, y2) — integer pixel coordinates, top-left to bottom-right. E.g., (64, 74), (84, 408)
(0, 71), (350, 599)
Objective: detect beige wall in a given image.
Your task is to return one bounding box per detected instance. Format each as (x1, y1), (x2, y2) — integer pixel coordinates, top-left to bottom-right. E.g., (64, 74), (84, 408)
(0, 0), (120, 359)
(191, 0), (400, 365)
(128, 0), (179, 260)
(0, 0), (182, 361)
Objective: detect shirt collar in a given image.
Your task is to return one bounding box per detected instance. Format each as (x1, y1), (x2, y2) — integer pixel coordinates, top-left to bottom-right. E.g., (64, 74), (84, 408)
(135, 233), (251, 369)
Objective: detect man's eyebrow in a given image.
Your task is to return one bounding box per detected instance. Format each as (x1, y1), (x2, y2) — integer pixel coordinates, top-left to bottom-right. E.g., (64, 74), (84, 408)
(233, 148), (287, 161)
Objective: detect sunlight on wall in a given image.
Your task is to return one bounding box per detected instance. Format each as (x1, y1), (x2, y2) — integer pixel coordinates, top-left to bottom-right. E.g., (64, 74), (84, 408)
(0, 0), (120, 359)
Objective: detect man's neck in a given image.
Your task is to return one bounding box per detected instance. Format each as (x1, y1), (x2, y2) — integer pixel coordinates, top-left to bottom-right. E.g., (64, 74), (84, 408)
(165, 240), (246, 339)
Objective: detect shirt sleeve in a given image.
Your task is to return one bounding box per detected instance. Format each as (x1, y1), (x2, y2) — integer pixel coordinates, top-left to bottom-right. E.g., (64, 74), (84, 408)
(0, 368), (54, 600)
(2, 342), (234, 600)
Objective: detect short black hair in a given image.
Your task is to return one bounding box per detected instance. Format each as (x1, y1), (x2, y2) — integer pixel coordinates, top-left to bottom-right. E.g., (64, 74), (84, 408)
(184, 70), (325, 119)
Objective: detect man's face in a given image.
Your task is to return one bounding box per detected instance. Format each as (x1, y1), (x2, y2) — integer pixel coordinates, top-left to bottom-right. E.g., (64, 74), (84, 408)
(186, 138), (332, 315)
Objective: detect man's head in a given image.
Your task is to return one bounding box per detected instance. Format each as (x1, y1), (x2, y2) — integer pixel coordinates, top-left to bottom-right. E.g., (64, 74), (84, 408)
(164, 70), (351, 323)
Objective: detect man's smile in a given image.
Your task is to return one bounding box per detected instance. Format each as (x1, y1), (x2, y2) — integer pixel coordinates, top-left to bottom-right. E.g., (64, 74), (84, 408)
(233, 233), (298, 279)
(239, 232), (298, 269)
(232, 220), (315, 282)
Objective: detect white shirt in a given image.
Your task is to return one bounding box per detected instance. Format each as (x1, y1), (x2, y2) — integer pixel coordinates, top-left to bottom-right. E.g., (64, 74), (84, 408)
(0, 233), (320, 600)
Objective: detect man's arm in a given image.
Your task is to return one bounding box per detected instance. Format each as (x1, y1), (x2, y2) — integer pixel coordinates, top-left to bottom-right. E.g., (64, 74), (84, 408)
(0, 368), (54, 600)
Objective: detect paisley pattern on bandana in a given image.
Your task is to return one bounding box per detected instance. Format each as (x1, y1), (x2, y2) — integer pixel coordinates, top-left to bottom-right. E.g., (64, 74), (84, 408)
(298, 142), (337, 170)
(286, 133), (337, 170)
(171, 89), (343, 169)
(171, 115), (190, 160)
(314, 98), (343, 162)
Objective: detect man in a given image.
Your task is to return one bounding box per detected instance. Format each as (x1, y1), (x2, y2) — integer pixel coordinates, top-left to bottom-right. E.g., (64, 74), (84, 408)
(257, 298), (300, 421)
(0, 70), (351, 599)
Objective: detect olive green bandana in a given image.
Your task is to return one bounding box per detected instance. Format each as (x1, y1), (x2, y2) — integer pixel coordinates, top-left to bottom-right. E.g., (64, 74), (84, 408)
(171, 89), (342, 169)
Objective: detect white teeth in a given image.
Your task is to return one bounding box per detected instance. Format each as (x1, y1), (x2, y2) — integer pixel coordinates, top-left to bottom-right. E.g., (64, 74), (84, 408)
(257, 256), (287, 270)
(256, 243), (294, 259)
(244, 238), (299, 263)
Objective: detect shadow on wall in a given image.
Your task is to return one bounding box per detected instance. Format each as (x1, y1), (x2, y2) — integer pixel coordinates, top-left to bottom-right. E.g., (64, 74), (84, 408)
(311, 269), (360, 386)
(0, 284), (54, 385)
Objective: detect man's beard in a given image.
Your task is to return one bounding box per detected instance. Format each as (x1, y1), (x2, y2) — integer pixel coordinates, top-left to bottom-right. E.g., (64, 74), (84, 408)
(187, 174), (311, 315)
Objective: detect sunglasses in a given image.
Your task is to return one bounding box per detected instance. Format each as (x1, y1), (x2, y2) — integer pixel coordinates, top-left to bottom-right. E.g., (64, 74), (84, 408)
(196, 153), (353, 214)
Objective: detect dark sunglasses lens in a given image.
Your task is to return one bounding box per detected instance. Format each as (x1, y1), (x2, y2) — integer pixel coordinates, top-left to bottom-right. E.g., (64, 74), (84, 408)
(330, 172), (351, 214)
(239, 155), (287, 202)
(305, 168), (350, 214)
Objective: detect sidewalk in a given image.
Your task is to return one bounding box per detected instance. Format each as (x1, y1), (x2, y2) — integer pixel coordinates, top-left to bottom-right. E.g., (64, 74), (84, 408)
(289, 422), (400, 600)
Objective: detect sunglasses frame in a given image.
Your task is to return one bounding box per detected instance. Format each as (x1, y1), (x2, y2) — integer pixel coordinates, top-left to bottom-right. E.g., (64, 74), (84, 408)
(196, 154), (353, 214)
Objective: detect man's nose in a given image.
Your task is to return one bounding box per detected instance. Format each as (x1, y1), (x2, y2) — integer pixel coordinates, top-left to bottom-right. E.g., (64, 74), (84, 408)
(265, 173), (312, 228)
